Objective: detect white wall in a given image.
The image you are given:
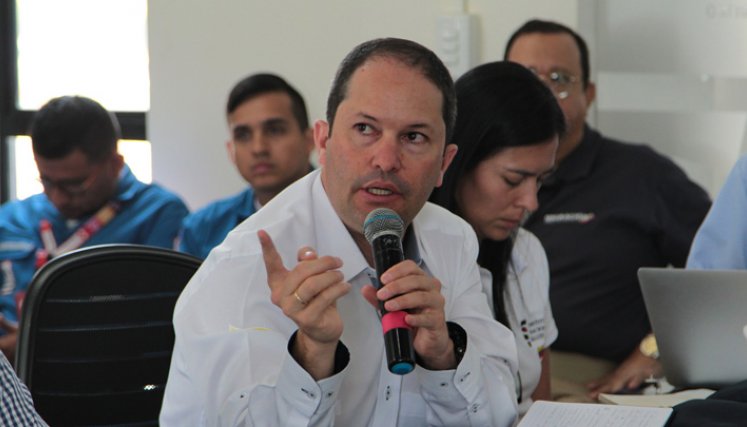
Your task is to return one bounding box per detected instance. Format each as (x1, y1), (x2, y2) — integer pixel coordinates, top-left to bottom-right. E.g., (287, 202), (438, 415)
(148, 0), (579, 209)
(578, 0), (747, 197)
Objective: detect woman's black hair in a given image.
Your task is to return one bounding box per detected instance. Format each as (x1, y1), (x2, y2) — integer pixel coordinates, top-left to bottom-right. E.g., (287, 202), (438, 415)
(430, 61), (565, 326)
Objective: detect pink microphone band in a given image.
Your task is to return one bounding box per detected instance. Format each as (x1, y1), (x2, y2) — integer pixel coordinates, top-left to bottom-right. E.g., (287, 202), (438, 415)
(382, 311), (410, 333)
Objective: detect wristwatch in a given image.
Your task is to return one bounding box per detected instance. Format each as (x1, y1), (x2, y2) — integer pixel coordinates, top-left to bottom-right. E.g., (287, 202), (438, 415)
(639, 333), (659, 359)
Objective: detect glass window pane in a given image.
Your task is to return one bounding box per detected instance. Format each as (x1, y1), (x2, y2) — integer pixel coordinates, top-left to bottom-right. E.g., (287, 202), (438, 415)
(15, 0), (149, 111)
(11, 136), (152, 201)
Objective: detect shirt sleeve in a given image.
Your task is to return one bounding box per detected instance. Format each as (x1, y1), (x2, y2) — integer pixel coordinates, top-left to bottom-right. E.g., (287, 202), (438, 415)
(177, 215), (205, 259)
(652, 156), (712, 267)
(418, 224), (519, 427)
(159, 255), (348, 427)
(140, 197), (189, 249)
(0, 352), (47, 426)
(687, 156), (747, 269)
(534, 235), (558, 347)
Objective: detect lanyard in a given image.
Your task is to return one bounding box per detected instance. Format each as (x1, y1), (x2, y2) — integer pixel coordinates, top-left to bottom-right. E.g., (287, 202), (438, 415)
(37, 201), (120, 267)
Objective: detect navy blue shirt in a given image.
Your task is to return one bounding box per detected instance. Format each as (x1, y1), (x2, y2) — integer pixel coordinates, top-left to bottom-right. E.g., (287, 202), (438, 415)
(179, 187), (256, 260)
(0, 166), (189, 323)
(524, 126), (711, 362)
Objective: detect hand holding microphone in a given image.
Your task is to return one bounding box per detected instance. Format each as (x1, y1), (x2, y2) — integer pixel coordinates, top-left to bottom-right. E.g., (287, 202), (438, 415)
(364, 208), (456, 374)
(364, 208), (416, 375)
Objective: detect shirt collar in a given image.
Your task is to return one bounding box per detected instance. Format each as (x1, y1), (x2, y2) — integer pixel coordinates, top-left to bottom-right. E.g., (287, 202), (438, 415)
(310, 173), (369, 282)
(114, 165), (139, 202)
(544, 124), (601, 186)
(309, 172), (423, 282)
(239, 187), (257, 223)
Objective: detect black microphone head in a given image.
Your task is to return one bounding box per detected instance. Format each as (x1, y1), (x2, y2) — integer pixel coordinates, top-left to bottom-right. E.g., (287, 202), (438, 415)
(363, 208), (405, 244)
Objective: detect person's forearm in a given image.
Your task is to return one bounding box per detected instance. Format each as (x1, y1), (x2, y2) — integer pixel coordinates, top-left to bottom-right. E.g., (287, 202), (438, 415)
(292, 331), (338, 380)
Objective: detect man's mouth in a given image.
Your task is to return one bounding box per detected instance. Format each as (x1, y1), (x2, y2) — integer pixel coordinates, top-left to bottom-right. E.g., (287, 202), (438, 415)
(366, 187), (394, 196)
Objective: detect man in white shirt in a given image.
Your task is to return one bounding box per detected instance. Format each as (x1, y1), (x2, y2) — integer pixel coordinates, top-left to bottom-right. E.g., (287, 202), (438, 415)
(160, 37), (519, 426)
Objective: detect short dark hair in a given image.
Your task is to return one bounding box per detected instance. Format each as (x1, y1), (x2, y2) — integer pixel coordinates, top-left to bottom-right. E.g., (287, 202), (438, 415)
(31, 96), (120, 162)
(504, 19), (591, 88)
(429, 61), (565, 327)
(326, 38), (457, 144)
(226, 73), (309, 130)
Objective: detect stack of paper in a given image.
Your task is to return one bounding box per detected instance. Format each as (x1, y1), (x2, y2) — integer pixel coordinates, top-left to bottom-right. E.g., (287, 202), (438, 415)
(598, 388), (715, 408)
(518, 401), (672, 427)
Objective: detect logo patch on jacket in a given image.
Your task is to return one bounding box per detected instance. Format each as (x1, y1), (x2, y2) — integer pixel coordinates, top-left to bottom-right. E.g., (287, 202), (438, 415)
(543, 212), (595, 224)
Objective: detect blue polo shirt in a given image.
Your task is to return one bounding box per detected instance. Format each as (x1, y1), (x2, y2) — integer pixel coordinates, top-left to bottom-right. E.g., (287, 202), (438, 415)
(0, 165), (189, 323)
(178, 187), (257, 260)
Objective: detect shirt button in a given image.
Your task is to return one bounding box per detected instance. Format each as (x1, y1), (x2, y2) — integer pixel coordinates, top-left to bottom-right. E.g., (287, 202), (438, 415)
(440, 382), (448, 387)
(301, 388), (316, 399)
(471, 403), (479, 413)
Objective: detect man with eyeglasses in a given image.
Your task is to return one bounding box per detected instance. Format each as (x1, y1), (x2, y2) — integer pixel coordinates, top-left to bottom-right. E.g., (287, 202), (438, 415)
(504, 19), (711, 401)
(0, 96), (189, 362)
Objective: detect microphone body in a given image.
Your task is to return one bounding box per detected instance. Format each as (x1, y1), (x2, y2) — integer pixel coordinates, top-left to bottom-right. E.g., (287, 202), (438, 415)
(364, 208), (416, 375)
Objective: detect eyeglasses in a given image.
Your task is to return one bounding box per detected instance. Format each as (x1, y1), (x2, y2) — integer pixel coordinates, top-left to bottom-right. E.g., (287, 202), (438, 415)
(38, 164), (103, 197)
(528, 67), (579, 100)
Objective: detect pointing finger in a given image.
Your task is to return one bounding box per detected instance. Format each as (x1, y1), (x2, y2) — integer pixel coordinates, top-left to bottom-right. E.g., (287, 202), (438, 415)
(258, 230), (287, 279)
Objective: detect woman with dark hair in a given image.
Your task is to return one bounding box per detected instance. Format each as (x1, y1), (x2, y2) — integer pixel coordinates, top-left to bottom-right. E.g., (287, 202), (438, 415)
(430, 60), (565, 415)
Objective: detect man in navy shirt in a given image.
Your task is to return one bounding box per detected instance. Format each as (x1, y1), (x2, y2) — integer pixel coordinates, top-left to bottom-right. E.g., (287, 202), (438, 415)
(505, 19), (711, 400)
(0, 96), (188, 361)
(178, 73), (314, 259)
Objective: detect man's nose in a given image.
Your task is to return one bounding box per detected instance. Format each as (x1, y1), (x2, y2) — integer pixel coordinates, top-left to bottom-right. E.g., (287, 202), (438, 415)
(251, 133), (270, 154)
(371, 134), (402, 172)
(45, 187), (72, 209)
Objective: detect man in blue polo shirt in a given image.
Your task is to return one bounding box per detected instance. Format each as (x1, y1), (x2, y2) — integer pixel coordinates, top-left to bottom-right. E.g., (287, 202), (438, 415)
(0, 96), (189, 361)
(178, 73), (314, 259)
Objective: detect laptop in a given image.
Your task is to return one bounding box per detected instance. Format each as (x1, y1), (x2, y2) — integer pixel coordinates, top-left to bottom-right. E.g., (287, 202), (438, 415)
(638, 267), (747, 388)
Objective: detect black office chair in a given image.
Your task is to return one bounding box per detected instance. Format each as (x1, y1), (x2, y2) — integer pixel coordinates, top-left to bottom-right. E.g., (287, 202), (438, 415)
(15, 244), (201, 427)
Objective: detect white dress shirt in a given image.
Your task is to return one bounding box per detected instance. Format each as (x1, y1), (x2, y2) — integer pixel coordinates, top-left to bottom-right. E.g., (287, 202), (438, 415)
(480, 228), (558, 415)
(160, 170), (519, 427)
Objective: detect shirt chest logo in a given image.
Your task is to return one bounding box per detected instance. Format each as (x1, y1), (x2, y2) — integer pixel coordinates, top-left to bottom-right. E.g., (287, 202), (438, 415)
(520, 318), (547, 352)
(543, 212), (595, 225)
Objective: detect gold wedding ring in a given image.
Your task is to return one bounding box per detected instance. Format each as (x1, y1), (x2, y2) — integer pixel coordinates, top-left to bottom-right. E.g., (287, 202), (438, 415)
(293, 290), (307, 305)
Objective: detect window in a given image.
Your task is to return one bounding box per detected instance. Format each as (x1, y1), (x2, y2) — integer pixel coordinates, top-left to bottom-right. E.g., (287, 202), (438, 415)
(0, 0), (151, 202)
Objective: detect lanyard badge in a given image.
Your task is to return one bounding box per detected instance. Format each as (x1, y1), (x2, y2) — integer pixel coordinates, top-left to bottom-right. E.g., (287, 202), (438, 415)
(36, 201), (120, 268)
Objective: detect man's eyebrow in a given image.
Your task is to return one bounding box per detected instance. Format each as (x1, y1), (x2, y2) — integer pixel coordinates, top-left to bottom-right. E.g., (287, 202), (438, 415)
(231, 123), (250, 132)
(357, 113), (380, 123)
(406, 123), (434, 131)
(357, 113), (434, 130)
(261, 117), (289, 126)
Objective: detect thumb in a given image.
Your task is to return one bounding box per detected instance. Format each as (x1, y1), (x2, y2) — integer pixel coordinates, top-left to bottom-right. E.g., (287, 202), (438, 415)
(360, 284), (380, 309)
(297, 246), (318, 262)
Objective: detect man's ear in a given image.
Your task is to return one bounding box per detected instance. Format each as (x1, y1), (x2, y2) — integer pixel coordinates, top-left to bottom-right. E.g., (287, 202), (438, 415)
(303, 127), (315, 157)
(584, 81), (597, 107)
(313, 120), (330, 166)
(111, 152), (125, 175)
(225, 140), (237, 166)
(435, 144), (458, 187)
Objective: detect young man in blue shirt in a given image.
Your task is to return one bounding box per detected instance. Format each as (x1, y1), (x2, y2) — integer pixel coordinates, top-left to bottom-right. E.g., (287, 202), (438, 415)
(178, 73), (314, 259)
(0, 96), (188, 361)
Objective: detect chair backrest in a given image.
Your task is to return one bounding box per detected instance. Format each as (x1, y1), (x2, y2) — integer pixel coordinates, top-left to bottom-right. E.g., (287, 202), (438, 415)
(15, 244), (201, 427)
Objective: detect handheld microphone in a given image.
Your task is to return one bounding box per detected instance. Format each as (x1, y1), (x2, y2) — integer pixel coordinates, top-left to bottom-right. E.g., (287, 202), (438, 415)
(363, 208), (416, 375)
